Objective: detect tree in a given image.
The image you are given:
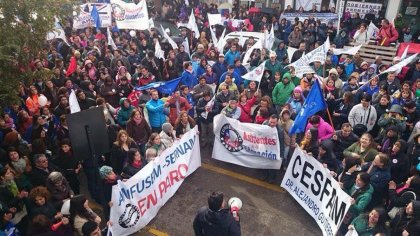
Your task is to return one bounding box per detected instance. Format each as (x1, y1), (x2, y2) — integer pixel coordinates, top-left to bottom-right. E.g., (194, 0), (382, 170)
(0, 0), (75, 110)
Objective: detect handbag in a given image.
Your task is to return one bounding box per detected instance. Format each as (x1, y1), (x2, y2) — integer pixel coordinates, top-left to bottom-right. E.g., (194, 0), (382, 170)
(353, 106), (371, 135)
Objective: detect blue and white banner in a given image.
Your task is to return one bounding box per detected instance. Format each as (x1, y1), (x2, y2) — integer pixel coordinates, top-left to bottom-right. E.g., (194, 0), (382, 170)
(110, 0), (149, 30)
(281, 147), (352, 236)
(212, 115), (282, 169)
(109, 127), (201, 235)
(73, 3), (112, 29)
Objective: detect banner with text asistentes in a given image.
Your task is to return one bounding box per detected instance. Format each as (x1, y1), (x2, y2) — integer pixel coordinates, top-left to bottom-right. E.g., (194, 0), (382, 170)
(212, 114), (282, 169)
(281, 147), (351, 236)
(109, 127), (201, 235)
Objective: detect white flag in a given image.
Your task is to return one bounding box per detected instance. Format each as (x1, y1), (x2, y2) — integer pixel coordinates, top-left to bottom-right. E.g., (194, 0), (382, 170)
(367, 21), (379, 39)
(46, 19), (69, 46)
(401, 45), (409, 60)
(264, 24), (275, 50)
(155, 41), (165, 60)
(149, 18), (155, 28)
(287, 47), (298, 62)
(216, 28), (226, 53)
(242, 40), (263, 64)
(207, 13), (222, 26)
(289, 37), (330, 68)
(107, 27), (117, 50)
(160, 25), (178, 49)
(182, 37), (190, 55)
(188, 9), (200, 39)
(332, 44), (363, 55)
(380, 53), (418, 75)
(242, 62), (265, 82)
(210, 27), (218, 45)
(69, 90), (81, 114)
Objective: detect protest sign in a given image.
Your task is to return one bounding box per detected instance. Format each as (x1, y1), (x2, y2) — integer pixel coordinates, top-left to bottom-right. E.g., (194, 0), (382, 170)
(280, 13), (338, 25)
(212, 115), (282, 169)
(281, 147), (352, 236)
(295, 0), (322, 11)
(109, 127), (201, 235)
(73, 3), (112, 29)
(110, 0), (149, 30)
(338, 1), (382, 18)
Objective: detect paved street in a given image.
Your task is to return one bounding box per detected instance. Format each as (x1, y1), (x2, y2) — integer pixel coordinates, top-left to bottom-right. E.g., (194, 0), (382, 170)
(131, 145), (320, 236)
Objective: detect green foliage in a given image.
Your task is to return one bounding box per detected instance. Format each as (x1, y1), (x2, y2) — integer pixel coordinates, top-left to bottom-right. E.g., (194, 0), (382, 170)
(0, 0), (75, 110)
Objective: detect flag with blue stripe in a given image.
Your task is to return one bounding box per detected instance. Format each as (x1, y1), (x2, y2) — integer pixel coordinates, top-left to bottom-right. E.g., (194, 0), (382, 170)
(134, 78), (181, 95)
(91, 5), (101, 29)
(289, 79), (327, 135)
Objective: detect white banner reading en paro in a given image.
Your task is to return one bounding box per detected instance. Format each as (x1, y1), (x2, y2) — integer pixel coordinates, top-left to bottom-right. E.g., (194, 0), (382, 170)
(281, 147), (351, 236)
(110, 0), (149, 30)
(109, 127), (201, 235)
(212, 114), (282, 169)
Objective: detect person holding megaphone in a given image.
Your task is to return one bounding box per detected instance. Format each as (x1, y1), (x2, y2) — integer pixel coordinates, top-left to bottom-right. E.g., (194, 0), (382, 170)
(193, 191), (241, 236)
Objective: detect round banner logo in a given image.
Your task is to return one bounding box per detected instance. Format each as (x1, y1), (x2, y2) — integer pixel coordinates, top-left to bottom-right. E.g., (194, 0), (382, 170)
(111, 4), (125, 21)
(220, 124), (243, 152)
(118, 203), (140, 228)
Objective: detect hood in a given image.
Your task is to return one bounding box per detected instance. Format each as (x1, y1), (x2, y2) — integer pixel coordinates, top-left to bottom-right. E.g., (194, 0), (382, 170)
(388, 104), (403, 115)
(320, 139), (336, 159)
(282, 72), (291, 81)
(119, 97), (129, 106)
(412, 200), (420, 220)
(204, 208), (231, 225)
(118, 66), (127, 74)
(280, 108), (291, 118)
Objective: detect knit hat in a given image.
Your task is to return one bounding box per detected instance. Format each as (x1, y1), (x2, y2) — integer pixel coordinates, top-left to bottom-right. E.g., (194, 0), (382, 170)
(99, 166), (113, 179)
(162, 123), (173, 133)
(293, 86), (302, 93)
(329, 68), (338, 76)
(412, 200), (420, 220)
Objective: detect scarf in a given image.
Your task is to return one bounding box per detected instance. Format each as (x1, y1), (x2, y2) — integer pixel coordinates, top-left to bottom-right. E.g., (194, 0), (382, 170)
(11, 158), (26, 174)
(132, 160), (142, 169)
(325, 84), (335, 92)
(0, 180), (19, 197)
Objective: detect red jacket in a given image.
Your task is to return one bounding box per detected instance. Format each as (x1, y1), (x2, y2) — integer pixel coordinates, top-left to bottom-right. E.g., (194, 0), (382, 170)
(238, 96), (256, 123)
(377, 25), (399, 46)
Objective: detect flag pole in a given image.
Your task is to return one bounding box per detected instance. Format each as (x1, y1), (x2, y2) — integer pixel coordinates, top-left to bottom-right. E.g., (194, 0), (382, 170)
(316, 77), (335, 129)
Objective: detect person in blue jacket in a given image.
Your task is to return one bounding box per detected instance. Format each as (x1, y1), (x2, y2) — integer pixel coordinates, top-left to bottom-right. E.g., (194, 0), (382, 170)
(224, 44), (241, 65)
(146, 90), (168, 133)
(179, 62), (198, 89)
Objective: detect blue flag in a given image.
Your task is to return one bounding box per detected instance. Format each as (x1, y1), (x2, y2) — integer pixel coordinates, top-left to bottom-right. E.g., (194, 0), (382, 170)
(289, 79), (327, 135)
(91, 5), (101, 29)
(134, 78), (181, 95)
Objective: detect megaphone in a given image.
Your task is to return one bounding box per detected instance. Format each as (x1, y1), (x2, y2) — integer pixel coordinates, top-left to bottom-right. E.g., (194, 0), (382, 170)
(228, 197), (242, 218)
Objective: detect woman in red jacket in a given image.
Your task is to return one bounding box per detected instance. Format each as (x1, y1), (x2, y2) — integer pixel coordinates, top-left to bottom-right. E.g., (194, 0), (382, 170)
(238, 92), (257, 123)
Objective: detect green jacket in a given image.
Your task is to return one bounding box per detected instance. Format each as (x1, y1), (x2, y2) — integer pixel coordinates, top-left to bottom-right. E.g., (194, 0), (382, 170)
(351, 215), (374, 236)
(272, 81), (295, 106)
(265, 60), (284, 75)
(343, 143), (378, 162)
(347, 184), (374, 217)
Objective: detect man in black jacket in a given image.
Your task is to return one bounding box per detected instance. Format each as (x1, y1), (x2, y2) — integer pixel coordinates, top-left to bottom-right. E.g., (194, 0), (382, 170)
(193, 191), (241, 236)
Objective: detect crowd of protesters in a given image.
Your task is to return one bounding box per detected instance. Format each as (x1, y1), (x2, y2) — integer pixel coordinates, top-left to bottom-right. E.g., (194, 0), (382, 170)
(0, 0), (420, 235)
